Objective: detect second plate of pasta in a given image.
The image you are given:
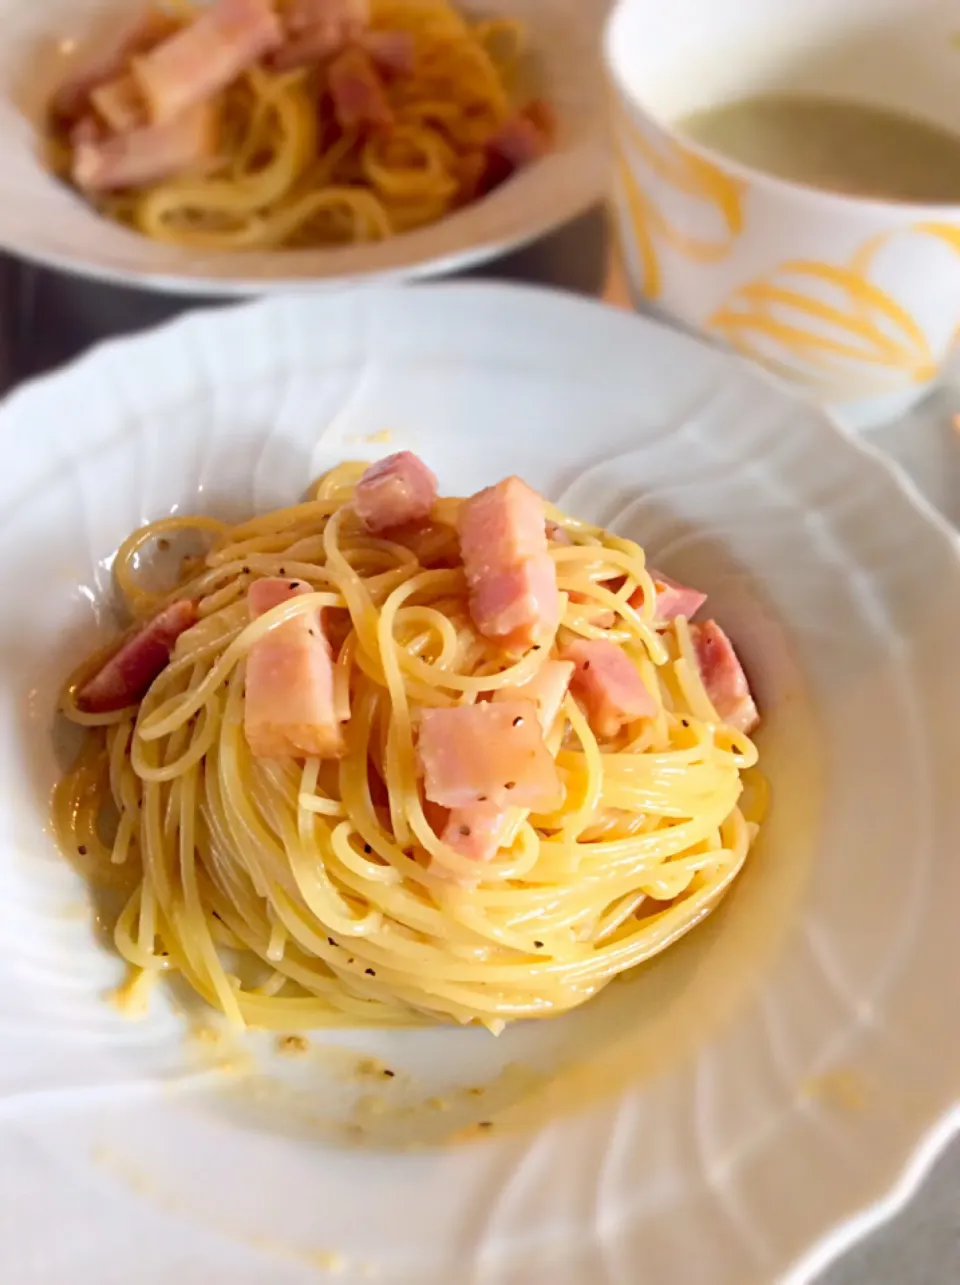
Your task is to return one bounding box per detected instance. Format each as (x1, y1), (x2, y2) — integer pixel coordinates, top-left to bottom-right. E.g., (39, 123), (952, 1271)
(0, 0), (606, 291)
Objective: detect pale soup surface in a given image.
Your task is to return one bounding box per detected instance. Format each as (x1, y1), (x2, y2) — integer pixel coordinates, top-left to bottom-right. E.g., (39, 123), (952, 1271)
(676, 94), (960, 203)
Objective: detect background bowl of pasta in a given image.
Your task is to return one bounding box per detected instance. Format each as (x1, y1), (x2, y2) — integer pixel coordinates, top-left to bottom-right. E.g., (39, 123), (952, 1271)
(0, 0), (607, 292)
(1, 282), (958, 1285)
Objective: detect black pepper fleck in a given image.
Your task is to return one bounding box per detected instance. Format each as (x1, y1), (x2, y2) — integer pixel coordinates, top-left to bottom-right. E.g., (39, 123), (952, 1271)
(289, 581), (297, 589)
(279, 567), (286, 575)
(459, 825), (472, 837)
(478, 1121), (493, 1129)
(582, 660), (591, 671)
(534, 940), (544, 948)
(78, 845), (88, 855)
(477, 794), (487, 802)
(512, 716), (523, 727)
(681, 718), (689, 727)
(383, 1068), (395, 1078)
(532, 645), (542, 651)
(363, 844), (372, 854)
(347, 958), (355, 965)
(365, 968), (376, 977)
(327, 937), (336, 947)
(504, 781), (516, 790)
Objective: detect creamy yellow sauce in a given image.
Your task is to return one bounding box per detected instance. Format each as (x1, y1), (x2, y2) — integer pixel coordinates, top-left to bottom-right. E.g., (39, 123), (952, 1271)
(676, 94), (960, 202)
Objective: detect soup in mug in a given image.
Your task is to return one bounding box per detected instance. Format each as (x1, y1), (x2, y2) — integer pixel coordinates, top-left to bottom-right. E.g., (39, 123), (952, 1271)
(676, 94), (960, 203)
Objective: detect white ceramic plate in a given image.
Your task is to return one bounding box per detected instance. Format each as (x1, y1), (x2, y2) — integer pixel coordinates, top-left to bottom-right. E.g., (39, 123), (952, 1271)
(1, 284), (958, 1285)
(0, 0), (608, 295)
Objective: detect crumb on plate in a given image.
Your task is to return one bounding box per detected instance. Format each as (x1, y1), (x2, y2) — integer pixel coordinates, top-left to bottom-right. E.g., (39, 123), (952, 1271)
(276, 1033), (311, 1056)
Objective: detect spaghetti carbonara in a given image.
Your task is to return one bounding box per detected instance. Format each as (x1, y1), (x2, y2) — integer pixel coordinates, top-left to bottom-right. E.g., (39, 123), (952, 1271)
(55, 453), (763, 1033)
(47, 0), (551, 250)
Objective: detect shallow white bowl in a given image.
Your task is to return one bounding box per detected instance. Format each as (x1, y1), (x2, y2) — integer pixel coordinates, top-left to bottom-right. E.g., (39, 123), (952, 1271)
(0, 283), (958, 1285)
(0, 0), (608, 294)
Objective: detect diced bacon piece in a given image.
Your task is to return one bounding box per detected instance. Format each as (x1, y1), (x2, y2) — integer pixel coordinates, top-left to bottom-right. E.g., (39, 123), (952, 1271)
(360, 29), (415, 76)
(563, 639), (655, 739)
(248, 576), (312, 616)
(487, 108), (551, 171)
(244, 577), (345, 759)
(72, 102), (218, 192)
(77, 599), (198, 714)
(454, 148), (495, 205)
(458, 477), (559, 652)
(91, 74), (146, 133)
(653, 572), (707, 622)
(458, 476), (546, 586)
(418, 700), (562, 811)
(629, 569), (707, 624)
(437, 662), (573, 864)
(469, 553), (559, 653)
(270, 25), (349, 69)
(270, 0), (372, 72)
(354, 451), (438, 533)
(283, 0), (369, 37)
(689, 621), (759, 735)
(327, 45), (392, 131)
(469, 104), (553, 199)
(132, 0), (283, 125)
(440, 799), (508, 864)
(431, 801), (503, 869)
(50, 9), (179, 123)
(69, 114), (103, 148)
(496, 659), (573, 735)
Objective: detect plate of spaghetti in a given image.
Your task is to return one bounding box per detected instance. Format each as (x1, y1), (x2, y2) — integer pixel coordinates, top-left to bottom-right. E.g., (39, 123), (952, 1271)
(0, 0), (606, 291)
(56, 455), (762, 1030)
(1, 283), (958, 1285)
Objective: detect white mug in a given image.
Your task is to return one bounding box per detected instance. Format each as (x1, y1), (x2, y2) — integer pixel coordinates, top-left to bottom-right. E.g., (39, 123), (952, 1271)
(604, 0), (960, 429)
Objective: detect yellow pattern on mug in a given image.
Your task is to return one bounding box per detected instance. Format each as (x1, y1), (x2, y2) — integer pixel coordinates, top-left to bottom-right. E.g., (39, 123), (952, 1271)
(708, 230), (947, 399)
(614, 110), (746, 300)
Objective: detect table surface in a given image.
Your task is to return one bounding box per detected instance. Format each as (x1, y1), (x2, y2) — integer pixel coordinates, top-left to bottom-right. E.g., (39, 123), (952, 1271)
(1, 213), (958, 1285)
